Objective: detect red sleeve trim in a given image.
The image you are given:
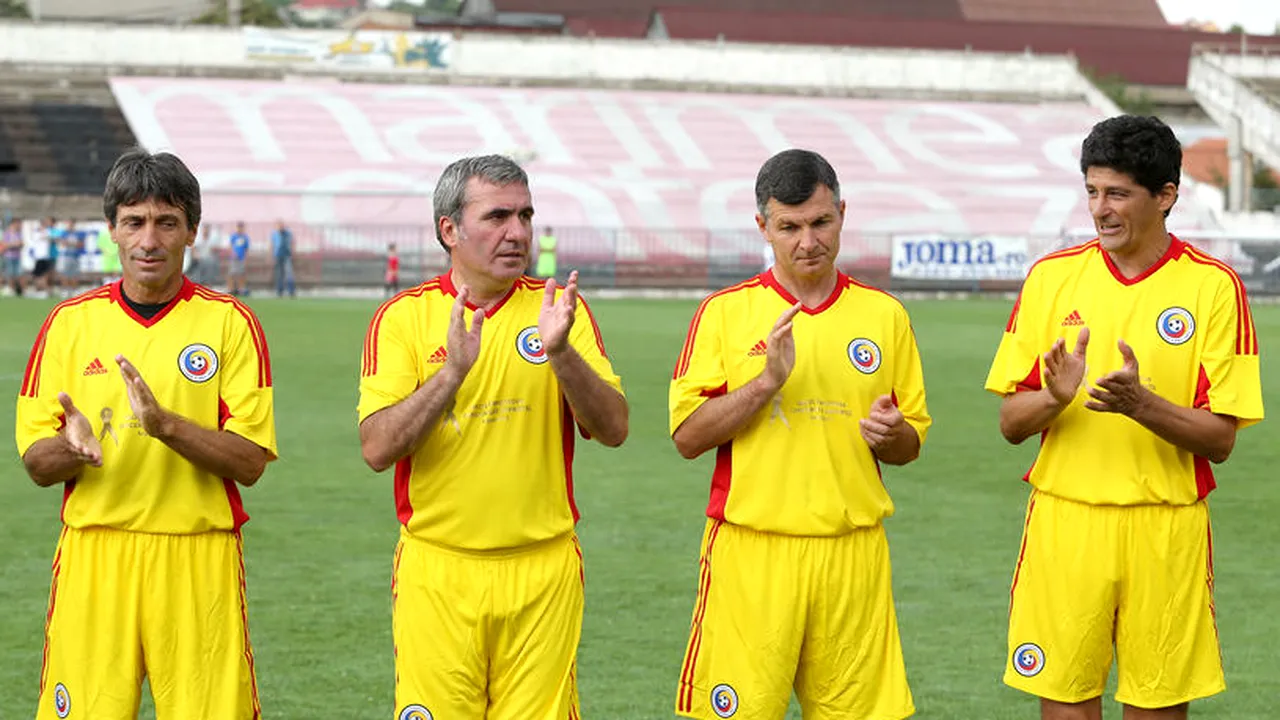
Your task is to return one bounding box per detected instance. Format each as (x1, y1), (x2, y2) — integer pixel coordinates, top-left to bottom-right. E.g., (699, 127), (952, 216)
(672, 279), (761, 380)
(1194, 363), (1212, 410)
(1016, 357), (1042, 392)
(20, 289), (110, 398)
(362, 280), (442, 378)
(191, 286), (273, 388)
(577, 293), (609, 359)
(1183, 245), (1258, 356)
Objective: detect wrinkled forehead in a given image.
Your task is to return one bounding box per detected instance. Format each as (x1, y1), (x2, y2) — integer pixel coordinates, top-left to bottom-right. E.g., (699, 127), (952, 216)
(463, 178), (533, 214)
(114, 198), (189, 224)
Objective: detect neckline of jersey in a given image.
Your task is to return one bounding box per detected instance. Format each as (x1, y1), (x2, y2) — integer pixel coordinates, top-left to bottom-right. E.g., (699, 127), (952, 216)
(1099, 234), (1185, 286)
(760, 268), (848, 315)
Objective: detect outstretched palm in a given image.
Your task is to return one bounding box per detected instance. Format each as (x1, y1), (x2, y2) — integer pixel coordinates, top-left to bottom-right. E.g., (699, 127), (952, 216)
(539, 270), (579, 357)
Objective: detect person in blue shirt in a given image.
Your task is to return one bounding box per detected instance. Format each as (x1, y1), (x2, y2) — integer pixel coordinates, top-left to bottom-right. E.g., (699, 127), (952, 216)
(227, 221), (250, 296)
(270, 220), (296, 298)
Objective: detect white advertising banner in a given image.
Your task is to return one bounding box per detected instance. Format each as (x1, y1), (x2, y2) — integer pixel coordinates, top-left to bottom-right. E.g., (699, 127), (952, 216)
(244, 28), (452, 70)
(890, 234), (1031, 280)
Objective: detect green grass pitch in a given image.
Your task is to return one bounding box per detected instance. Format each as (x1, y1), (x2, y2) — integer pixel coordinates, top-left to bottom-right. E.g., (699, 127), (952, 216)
(0, 295), (1276, 719)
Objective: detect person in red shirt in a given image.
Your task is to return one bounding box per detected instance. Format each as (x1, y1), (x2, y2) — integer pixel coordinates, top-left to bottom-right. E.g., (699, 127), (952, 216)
(384, 242), (400, 297)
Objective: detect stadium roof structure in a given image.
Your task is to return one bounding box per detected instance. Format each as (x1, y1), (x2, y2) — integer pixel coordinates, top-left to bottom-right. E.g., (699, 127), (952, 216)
(493, 0), (1160, 27)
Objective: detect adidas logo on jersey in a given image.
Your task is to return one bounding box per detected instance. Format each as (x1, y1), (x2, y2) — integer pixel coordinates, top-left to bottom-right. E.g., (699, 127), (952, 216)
(747, 340), (768, 357)
(427, 345), (448, 364)
(1061, 310), (1084, 327)
(83, 358), (108, 376)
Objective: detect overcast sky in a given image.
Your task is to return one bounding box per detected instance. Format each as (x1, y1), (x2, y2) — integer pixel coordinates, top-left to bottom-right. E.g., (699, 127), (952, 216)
(1157, 0), (1280, 33)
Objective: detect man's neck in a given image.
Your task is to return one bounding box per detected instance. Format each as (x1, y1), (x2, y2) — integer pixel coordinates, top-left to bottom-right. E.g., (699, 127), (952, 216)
(1108, 230), (1172, 279)
(449, 266), (513, 310)
(772, 267), (838, 308)
(122, 277), (182, 306)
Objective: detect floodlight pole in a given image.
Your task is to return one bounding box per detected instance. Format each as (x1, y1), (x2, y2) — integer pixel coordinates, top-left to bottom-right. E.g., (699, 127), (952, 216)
(229, 0), (242, 27)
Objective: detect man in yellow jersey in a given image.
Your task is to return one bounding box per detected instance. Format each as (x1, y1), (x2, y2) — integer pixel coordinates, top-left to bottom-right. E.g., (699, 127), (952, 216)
(15, 148), (277, 719)
(986, 115), (1263, 720)
(358, 154), (629, 720)
(670, 149), (931, 720)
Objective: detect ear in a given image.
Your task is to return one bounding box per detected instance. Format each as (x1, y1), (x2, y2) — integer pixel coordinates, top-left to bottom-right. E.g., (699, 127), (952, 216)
(1158, 182), (1178, 215)
(439, 215), (459, 252)
(755, 213), (767, 234)
(837, 199), (847, 225)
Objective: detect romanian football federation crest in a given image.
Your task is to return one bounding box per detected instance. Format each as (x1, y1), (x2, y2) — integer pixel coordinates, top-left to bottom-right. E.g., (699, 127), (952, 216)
(847, 338), (882, 374)
(178, 343), (219, 383)
(710, 683), (739, 718)
(53, 683), (71, 718)
(1012, 643), (1045, 677)
(1156, 307), (1195, 346)
(515, 326), (549, 365)
(398, 704), (433, 720)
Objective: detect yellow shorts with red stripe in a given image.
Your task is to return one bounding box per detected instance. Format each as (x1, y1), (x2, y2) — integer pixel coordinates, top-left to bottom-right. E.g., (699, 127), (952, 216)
(393, 529), (584, 720)
(36, 526), (259, 720)
(676, 519), (913, 720)
(1006, 490), (1223, 708)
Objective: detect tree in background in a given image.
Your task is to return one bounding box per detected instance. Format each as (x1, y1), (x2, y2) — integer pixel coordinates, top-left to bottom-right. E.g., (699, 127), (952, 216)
(0, 0), (30, 19)
(194, 0), (288, 26)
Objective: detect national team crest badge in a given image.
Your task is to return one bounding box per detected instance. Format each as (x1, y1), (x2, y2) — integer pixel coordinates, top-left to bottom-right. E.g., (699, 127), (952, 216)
(847, 338), (882, 374)
(398, 704), (433, 720)
(710, 683), (739, 718)
(515, 326), (549, 365)
(178, 343), (219, 383)
(1012, 643), (1045, 677)
(53, 683), (71, 718)
(1156, 307), (1195, 346)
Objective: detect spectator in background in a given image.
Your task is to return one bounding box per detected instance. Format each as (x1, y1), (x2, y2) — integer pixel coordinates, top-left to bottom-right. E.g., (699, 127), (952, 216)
(384, 242), (400, 297)
(58, 223), (84, 297)
(30, 217), (58, 295)
(536, 225), (557, 279)
(96, 223), (121, 283)
(271, 220), (296, 298)
(3, 218), (23, 297)
(228, 221), (250, 296)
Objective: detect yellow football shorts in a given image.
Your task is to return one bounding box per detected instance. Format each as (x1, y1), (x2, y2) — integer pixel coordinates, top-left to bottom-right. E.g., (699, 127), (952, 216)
(676, 519), (914, 720)
(36, 526), (259, 720)
(393, 529), (584, 720)
(1005, 490), (1223, 708)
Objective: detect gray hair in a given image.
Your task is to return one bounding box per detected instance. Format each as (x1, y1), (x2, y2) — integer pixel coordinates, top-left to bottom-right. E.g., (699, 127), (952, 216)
(754, 149), (841, 220)
(432, 154), (529, 252)
(103, 147), (202, 230)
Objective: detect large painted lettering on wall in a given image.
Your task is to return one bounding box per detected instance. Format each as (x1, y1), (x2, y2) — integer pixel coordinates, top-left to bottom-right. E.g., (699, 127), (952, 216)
(108, 77), (1202, 258)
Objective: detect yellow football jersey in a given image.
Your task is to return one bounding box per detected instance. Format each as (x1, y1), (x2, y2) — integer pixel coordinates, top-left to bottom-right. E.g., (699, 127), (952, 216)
(358, 274), (624, 551)
(669, 271), (931, 535)
(15, 280), (277, 533)
(985, 237), (1263, 505)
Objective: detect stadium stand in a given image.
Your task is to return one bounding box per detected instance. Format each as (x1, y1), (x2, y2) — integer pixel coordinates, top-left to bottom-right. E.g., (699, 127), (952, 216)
(108, 74), (1158, 288)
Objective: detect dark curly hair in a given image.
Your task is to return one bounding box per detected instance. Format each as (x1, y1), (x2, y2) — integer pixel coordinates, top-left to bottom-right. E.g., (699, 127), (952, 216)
(1081, 115), (1181, 216)
(103, 148), (202, 230)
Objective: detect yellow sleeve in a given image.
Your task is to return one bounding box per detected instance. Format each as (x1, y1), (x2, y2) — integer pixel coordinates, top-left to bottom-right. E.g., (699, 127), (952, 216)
(220, 305), (277, 458)
(358, 299), (422, 424)
(15, 310), (69, 458)
(668, 296), (727, 435)
(568, 293), (623, 396)
(984, 271), (1044, 396)
(892, 304), (932, 446)
(1200, 278), (1263, 428)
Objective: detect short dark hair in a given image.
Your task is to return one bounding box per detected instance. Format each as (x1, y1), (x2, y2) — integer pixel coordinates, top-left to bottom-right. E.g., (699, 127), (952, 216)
(1080, 115), (1181, 197)
(755, 149), (841, 219)
(103, 148), (202, 230)
(433, 154), (528, 253)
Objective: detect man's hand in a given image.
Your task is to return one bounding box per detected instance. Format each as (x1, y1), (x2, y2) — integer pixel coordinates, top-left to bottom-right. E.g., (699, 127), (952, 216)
(116, 355), (173, 439)
(57, 392), (103, 467)
(1043, 327), (1089, 406)
(760, 302), (802, 393)
(1086, 339), (1147, 416)
(539, 270), (579, 357)
(444, 286), (484, 379)
(859, 394), (906, 453)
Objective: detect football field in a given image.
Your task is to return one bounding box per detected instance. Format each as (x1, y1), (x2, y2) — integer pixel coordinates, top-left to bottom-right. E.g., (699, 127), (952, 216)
(1, 295), (1276, 719)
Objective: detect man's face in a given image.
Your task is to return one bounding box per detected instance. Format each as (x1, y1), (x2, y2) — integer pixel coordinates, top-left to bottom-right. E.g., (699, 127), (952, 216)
(756, 184), (845, 283)
(1086, 166), (1176, 256)
(441, 178), (534, 285)
(111, 199), (194, 293)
